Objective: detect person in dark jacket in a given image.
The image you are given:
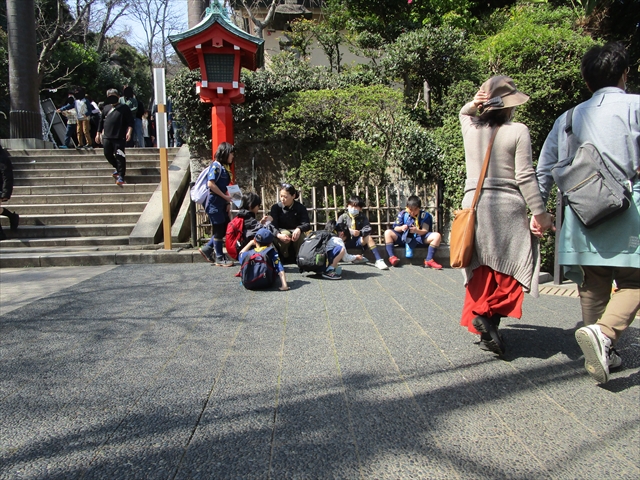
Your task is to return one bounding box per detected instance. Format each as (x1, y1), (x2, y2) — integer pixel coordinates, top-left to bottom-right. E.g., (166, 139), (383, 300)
(268, 184), (311, 259)
(236, 192), (274, 249)
(97, 88), (134, 186)
(0, 143), (19, 240)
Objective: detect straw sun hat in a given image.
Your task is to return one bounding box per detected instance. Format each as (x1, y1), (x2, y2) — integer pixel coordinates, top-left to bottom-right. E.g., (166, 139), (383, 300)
(479, 76), (530, 114)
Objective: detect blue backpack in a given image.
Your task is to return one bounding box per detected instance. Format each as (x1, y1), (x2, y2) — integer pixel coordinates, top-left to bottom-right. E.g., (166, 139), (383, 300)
(241, 247), (276, 290)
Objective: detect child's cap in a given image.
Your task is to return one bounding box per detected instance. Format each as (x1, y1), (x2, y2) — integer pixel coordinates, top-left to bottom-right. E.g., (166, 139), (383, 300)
(255, 228), (273, 246)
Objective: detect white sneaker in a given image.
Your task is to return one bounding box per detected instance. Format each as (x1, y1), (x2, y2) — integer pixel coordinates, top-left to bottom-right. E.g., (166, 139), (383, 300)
(575, 324), (613, 384)
(375, 259), (389, 270)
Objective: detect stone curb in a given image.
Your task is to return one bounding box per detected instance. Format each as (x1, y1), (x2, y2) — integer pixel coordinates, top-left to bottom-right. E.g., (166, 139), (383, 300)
(0, 249), (207, 268)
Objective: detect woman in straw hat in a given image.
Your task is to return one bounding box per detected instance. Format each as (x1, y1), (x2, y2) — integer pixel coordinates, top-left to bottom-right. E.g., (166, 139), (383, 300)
(458, 76), (553, 355)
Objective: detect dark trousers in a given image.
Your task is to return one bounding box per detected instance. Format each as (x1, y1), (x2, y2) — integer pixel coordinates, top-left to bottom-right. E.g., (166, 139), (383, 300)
(102, 138), (126, 178)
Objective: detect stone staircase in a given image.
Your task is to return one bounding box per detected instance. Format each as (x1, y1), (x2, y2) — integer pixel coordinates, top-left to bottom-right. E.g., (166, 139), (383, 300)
(0, 147), (203, 267)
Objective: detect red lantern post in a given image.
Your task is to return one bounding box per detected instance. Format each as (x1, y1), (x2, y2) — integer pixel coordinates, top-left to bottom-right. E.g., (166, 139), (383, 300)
(169, 1), (264, 183)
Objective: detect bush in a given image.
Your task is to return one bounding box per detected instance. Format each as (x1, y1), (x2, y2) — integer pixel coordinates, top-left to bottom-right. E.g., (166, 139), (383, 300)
(167, 68), (212, 157)
(266, 85), (440, 188)
(475, 4), (596, 158)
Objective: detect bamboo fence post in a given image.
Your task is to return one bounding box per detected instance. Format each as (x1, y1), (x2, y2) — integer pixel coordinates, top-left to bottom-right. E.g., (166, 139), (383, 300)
(332, 185), (338, 221)
(311, 187), (318, 231)
(385, 186), (390, 227)
(324, 186), (329, 227)
(375, 186), (382, 244)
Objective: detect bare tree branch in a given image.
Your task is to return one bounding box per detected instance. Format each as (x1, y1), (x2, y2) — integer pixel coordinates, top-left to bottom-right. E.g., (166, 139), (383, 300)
(93, 0), (129, 52)
(240, 0), (279, 39)
(36, 0), (99, 85)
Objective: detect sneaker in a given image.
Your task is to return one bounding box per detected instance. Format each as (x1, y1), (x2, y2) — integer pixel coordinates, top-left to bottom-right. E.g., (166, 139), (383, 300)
(199, 245), (215, 263)
(609, 348), (622, 370)
(375, 259), (389, 270)
(116, 176), (126, 186)
(215, 255), (235, 267)
(405, 243), (414, 258)
(472, 316), (505, 355)
(112, 170), (119, 178)
(322, 269), (341, 280)
(389, 255), (400, 267)
(424, 258), (443, 270)
(575, 325), (613, 384)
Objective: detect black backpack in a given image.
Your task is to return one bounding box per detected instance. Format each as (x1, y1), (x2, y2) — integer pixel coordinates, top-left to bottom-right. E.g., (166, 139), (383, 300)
(241, 247), (276, 290)
(297, 230), (334, 273)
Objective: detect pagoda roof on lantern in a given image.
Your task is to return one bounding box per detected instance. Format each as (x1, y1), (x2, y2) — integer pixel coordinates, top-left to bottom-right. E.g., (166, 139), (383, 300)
(169, 0), (264, 71)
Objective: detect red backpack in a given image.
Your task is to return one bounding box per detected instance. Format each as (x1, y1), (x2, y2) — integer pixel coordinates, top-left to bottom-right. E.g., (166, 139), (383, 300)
(225, 216), (244, 260)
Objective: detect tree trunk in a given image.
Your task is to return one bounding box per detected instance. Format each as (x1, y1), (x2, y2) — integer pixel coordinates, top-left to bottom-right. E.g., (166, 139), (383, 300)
(6, 0), (41, 139)
(187, 0), (209, 29)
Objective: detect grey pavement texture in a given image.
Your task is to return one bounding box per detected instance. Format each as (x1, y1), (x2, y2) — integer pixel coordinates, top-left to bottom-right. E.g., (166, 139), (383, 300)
(1, 263), (638, 479)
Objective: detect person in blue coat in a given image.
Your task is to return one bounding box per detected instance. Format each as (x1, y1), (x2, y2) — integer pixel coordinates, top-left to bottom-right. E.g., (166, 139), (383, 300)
(534, 42), (640, 384)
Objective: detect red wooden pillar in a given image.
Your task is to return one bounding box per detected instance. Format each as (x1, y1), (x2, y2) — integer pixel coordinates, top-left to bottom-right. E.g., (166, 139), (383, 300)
(211, 100), (235, 183)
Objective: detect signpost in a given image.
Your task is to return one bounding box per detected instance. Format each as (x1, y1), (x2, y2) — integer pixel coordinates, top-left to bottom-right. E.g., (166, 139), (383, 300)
(153, 68), (172, 250)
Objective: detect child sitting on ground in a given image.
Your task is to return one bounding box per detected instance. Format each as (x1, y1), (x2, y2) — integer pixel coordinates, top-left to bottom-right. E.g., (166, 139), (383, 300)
(383, 195), (443, 269)
(235, 192), (274, 250)
(238, 228), (290, 290)
(322, 220), (365, 280)
(337, 195), (389, 270)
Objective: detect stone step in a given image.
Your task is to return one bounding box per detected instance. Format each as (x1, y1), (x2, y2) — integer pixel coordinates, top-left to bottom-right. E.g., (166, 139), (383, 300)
(0, 236), (131, 248)
(10, 160), (161, 169)
(0, 224), (136, 239)
(0, 212), (141, 227)
(13, 167), (161, 178)
(6, 192), (153, 205)
(14, 175), (161, 186)
(6, 147), (180, 158)
(0, 246), (202, 268)
(5, 202), (148, 215)
(12, 183), (158, 195)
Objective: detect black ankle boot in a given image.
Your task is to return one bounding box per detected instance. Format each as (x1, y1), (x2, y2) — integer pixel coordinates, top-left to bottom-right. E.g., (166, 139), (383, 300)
(0, 225), (6, 241)
(490, 314), (502, 328)
(2, 209), (19, 230)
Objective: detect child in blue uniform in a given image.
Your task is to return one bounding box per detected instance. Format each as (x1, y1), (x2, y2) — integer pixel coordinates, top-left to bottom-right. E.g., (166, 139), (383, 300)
(323, 220), (365, 280)
(336, 195), (389, 270)
(239, 228), (290, 290)
(199, 142), (235, 266)
(383, 195), (443, 269)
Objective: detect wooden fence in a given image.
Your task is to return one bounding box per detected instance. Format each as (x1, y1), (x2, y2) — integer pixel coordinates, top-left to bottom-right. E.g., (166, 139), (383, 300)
(196, 183), (442, 245)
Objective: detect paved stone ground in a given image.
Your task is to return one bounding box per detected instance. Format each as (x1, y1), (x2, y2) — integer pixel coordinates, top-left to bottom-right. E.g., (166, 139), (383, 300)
(1, 264), (638, 479)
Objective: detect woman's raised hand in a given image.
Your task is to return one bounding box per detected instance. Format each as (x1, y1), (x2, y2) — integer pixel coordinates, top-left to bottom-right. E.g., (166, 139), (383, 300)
(473, 90), (488, 107)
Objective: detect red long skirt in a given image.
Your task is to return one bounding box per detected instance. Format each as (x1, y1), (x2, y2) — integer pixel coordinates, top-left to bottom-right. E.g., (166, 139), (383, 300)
(460, 265), (524, 334)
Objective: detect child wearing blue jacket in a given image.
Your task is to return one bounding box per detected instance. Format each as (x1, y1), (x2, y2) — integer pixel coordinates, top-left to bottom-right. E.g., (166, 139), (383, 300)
(239, 228), (290, 291)
(383, 195), (443, 269)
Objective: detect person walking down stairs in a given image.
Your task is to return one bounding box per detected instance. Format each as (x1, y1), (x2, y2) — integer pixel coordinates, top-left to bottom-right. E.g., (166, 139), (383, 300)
(97, 88), (134, 187)
(0, 143), (19, 240)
